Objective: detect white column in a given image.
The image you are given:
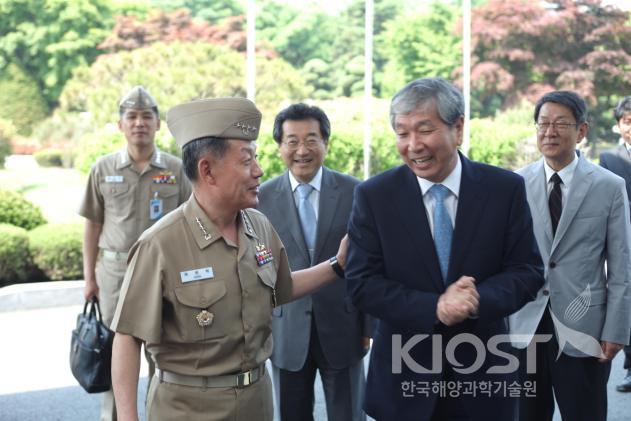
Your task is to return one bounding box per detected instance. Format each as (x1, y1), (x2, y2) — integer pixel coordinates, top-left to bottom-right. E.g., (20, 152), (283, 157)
(363, 0), (374, 180)
(246, 0), (256, 102)
(462, 0), (471, 155)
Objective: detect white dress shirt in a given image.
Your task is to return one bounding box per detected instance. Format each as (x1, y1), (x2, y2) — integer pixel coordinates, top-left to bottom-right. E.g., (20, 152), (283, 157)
(417, 157), (462, 238)
(543, 153), (578, 203)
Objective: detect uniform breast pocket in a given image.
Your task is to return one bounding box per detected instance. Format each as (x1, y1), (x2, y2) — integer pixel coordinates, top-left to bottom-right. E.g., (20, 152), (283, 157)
(100, 182), (131, 213)
(173, 281), (227, 341)
(151, 184), (180, 212)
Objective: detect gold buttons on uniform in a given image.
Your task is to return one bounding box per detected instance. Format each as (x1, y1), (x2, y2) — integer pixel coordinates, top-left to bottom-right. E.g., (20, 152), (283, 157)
(196, 310), (213, 327)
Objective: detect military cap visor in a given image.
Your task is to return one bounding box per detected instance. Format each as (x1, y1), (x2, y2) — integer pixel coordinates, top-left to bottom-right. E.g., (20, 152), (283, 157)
(167, 98), (262, 148)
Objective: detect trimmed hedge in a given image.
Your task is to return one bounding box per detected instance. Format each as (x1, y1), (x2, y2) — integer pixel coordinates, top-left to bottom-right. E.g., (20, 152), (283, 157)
(0, 189), (47, 230)
(0, 189), (46, 230)
(0, 224), (31, 284)
(33, 148), (64, 167)
(28, 223), (84, 281)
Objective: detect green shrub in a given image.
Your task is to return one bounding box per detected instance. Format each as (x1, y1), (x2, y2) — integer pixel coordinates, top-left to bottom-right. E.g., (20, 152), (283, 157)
(34, 148), (64, 167)
(29, 223), (84, 281)
(74, 124), (179, 175)
(468, 102), (537, 170)
(0, 189), (47, 230)
(0, 64), (49, 136)
(256, 97), (399, 182)
(74, 125), (126, 175)
(0, 118), (15, 168)
(0, 224), (31, 284)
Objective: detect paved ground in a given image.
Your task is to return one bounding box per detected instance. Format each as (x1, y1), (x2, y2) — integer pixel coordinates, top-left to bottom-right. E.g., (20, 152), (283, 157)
(0, 281), (629, 420)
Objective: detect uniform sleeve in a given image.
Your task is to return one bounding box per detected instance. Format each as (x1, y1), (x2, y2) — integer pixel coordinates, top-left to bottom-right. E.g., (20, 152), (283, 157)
(111, 240), (163, 343)
(78, 166), (105, 223)
(266, 221), (293, 306)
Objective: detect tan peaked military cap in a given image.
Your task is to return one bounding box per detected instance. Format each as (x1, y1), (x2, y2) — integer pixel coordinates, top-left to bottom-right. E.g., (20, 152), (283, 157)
(119, 86), (158, 110)
(166, 98), (262, 148)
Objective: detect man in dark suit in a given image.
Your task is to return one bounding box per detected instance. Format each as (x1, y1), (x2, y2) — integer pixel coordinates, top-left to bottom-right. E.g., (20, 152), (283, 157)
(345, 78), (544, 421)
(258, 103), (370, 421)
(599, 95), (631, 393)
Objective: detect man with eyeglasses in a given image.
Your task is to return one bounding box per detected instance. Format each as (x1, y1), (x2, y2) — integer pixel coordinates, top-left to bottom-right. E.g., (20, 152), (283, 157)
(509, 90), (631, 421)
(599, 96), (631, 393)
(258, 103), (370, 421)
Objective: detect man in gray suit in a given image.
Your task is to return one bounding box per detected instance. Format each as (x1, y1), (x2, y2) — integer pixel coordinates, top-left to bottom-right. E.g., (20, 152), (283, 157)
(258, 103), (369, 421)
(509, 91), (631, 421)
(600, 95), (631, 392)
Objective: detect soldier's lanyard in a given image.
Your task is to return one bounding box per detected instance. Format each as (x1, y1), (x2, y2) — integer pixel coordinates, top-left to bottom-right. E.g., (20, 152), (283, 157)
(150, 191), (163, 220)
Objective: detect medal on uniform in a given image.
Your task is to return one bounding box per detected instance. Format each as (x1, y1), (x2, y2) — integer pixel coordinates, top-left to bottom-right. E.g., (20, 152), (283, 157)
(149, 191), (163, 220)
(152, 171), (177, 184)
(255, 243), (273, 267)
(196, 310), (213, 327)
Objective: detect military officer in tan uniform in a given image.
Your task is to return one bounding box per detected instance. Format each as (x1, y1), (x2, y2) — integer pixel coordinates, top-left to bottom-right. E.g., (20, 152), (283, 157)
(79, 86), (191, 421)
(110, 98), (349, 421)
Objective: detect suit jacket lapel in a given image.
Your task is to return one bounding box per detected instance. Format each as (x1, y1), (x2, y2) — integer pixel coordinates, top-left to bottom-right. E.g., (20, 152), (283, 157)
(616, 145), (631, 182)
(393, 166), (445, 292)
(551, 155), (593, 254)
(525, 160), (553, 256)
(277, 172), (311, 262)
(314, 167), (339, 263)
(449, 155), (488, 283)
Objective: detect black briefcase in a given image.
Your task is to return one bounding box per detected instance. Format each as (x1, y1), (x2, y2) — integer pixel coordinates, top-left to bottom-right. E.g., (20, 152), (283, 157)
(69, 297), (114, 393)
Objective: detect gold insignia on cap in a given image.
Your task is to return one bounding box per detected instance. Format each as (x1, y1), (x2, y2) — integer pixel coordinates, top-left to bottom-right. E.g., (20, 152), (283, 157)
(119, 86), (158, 110)
(196, 310), (213, 327)
(166, 97), (262, 149)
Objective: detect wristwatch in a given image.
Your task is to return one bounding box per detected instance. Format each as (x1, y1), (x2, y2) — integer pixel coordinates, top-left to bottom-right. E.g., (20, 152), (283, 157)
(329, 256), (345, 278)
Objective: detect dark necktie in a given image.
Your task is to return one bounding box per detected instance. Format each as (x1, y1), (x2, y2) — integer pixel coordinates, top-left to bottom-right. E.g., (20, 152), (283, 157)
(549, 173), (563, 236)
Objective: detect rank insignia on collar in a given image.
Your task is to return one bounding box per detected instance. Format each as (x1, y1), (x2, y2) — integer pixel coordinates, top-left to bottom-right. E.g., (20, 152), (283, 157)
(255, 243), (273, 267)
(153, 171), (177, 184)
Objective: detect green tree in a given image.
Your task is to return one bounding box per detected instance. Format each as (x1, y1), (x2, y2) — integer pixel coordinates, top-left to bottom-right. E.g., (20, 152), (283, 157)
(60, 42), (307, 128)
(151, 0), (244, 24)
(258, 3), (334, 68)
(379, 2), (461, 96)
(0, 63), (49, 135)
(0, 0), (114, 106)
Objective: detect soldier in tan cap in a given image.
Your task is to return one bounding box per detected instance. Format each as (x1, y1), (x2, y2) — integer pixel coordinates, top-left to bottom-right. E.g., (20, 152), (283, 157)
(110, 97), (349, 421)
(79, 86), (191, 421)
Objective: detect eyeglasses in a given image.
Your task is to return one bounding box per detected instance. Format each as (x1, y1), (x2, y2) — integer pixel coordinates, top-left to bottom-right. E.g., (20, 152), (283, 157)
(281, 139), (323, 150)
(535, 121), (578, 133)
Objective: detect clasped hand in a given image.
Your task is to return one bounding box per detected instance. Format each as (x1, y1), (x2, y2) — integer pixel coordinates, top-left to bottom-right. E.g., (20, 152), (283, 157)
(436, 276), (479, 326)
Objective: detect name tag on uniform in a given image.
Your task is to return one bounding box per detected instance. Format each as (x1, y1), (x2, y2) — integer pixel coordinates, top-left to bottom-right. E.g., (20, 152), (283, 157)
(105, 175), (124, 183)
(180, 267), (214, 283)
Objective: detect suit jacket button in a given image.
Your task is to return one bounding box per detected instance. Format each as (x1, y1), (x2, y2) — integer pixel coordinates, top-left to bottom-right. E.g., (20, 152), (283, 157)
(542, 289), (549, 296)
(549, 261), (556, 268)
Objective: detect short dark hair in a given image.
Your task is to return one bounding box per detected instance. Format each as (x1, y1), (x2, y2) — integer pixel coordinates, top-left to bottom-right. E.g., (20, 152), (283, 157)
(182, 137), (229, 182)
(119, 106), (159, 118)
(272, 103), (331, 144)
(534, 91), (588, 124)
(614, 96), (631, 122)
